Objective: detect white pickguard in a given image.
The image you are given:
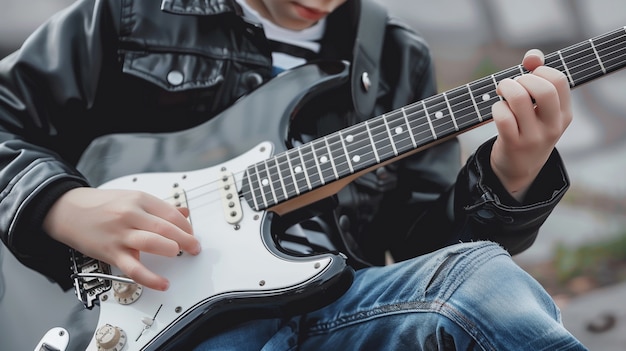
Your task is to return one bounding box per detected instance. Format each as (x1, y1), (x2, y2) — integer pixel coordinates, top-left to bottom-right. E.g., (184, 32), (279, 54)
(85, 142), (337, 350)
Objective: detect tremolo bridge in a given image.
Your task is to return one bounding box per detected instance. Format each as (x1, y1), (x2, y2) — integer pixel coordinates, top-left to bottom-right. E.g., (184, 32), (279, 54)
(70, 250), (112, 309)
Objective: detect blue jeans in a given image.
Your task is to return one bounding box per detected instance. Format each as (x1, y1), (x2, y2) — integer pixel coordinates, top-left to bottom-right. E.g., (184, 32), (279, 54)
(194, 241), (587, 350)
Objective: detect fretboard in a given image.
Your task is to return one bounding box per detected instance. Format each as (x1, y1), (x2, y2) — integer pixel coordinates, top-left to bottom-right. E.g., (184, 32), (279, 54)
(244, 26), (626, 211)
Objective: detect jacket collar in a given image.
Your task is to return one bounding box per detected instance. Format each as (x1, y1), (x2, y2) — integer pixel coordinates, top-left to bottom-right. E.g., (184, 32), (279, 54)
(160, 0), (241, 16)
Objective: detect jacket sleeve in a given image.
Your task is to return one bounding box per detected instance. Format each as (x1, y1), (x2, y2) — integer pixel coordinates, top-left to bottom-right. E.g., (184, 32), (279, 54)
(0, 0), (118, 289)
(453, 136), (569, 254)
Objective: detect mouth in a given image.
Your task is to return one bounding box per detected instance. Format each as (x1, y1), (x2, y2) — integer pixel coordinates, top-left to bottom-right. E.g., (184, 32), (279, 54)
(292, 2), (329, 22)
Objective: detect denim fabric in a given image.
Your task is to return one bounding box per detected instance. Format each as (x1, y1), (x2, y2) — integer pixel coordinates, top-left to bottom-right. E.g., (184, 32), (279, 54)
(194, 241), (587, 350)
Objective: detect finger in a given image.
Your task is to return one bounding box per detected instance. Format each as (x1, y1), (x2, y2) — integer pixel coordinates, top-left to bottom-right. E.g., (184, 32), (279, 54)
(139, 196), (201, 255)
(136, 211), (201, 256)
(177, 207), (190, 218)
(513, 74), (560, 126)
(491, 100), (521, 144)
(496, 78), (538, 135)
(522, 49), (545, 71)
(531, 66), (573, 123)
(126, 229), (181, 257)
(116, 253), (169, 291)
(141, 194), (194, 234)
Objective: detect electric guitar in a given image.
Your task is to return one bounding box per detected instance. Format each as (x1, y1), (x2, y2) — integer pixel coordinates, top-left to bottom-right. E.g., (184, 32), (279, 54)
(1, 26), (625, 351)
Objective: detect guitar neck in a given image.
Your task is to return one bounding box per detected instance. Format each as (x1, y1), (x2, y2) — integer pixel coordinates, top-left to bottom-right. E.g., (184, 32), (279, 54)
(244, 26), (626, 211)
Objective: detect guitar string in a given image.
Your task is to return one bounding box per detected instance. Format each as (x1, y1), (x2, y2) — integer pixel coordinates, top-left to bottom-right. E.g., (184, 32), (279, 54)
(162, 29), (626, 213)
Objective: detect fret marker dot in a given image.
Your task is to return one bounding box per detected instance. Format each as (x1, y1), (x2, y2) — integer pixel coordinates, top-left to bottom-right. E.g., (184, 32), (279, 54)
(261, 179), (269, 186)
(395, 127), (403, 134)
(352, 155), (361, 163)
(320, 156), (328, 163)
(435, 111), (444, 119)
(345, 135), (354, 143)
(482, 93), (490, 102)
(294, 166), (302, 173)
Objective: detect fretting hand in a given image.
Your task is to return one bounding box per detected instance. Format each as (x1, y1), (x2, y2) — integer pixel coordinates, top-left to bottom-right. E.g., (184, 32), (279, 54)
(490, 49), (573, 201)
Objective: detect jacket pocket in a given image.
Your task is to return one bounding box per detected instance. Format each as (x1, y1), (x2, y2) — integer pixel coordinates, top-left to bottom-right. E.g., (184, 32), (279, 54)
(121, 51), (226, 92)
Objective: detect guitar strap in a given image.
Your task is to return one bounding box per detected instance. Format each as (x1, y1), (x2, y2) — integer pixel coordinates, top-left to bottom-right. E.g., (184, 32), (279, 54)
(351, 0), (388, 118)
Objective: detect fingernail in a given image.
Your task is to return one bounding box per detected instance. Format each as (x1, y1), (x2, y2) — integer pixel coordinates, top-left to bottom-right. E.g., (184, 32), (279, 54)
(193, 242), (202, 255)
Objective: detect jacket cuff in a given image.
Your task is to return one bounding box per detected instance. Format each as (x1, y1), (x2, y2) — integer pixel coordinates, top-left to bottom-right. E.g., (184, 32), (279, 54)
(456, 136), (570, 253)
(12, 180), (86, 290)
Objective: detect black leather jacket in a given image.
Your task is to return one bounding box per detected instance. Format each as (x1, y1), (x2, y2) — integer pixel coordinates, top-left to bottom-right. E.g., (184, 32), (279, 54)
(0, 0), (569, 290)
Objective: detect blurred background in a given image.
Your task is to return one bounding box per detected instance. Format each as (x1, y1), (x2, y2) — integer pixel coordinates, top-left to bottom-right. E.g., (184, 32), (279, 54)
(1, 0), (625, 349)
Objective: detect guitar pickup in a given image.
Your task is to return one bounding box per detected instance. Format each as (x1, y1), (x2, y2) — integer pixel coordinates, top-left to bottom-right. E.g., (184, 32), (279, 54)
(219, 169), (243, 224)
(170, 185), (190, 225)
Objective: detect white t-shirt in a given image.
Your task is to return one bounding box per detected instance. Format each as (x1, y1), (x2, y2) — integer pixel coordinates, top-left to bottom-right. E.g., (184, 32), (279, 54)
(236, 0), (325, 73)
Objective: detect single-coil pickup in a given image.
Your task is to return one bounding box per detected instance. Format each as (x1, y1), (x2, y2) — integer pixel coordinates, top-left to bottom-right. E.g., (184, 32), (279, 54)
(219, 169), (243, 224)
(170, 184), (191, 225)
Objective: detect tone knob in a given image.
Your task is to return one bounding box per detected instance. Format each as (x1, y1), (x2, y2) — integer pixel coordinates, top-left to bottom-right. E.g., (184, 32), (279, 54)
(95, 324), (127, 351)
(112, 279), (143, 305)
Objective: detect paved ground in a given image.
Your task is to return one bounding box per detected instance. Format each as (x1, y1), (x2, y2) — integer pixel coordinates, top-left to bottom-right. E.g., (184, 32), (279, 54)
(560, 282), (626, 350)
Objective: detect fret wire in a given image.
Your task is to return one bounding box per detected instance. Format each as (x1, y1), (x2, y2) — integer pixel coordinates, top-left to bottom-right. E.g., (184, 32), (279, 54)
(292, 148), (310, 193)
(421, 100), (437, 139)
(446, 85), (480, 130)
(368, 115), (393, 161)
(442, 91), (459, 131)
(401, 107), (418, 147)
(323, 136), (339, 180)
(284, 149), (300, 195)
(312, 138), (336, 185)
(403, 103), (432, 148)
(364, 119), (381, 163)
(590, 31), (625, 70)
(385, 109), (414, 155)
(302, 143), (324, 189)
(382, 113), (399, 156)
(310, 141), (325, 185)
(252, 163), (268, 208)
(260, 162), (275, 206)
(466, 83), (483, 122)
(348, 123), (374, 172)
(490, 74), (502, 101)
(274, 156), (289, 200)
(588, 39), (607, 74)
(337, 131), (354, 173)
(296, 147), (312, 190)
(262, 159), (278, 205)
(283, 153), (298, 198)
(557, 50), (575, 86)
(247, 167), (261, 210)
(329, 134), (351, 178)
(424, 95), (456, 139)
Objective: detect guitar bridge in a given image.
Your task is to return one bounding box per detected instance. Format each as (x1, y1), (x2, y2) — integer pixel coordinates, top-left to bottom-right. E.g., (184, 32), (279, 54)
(70, 250), (112, 309)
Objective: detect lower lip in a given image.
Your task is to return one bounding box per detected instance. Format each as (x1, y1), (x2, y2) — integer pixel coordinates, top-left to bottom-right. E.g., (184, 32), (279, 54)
(293, 3), (327, 21)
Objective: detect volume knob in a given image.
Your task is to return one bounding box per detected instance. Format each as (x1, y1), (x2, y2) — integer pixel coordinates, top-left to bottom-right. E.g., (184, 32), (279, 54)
(95, 324), (127, 351)
(112, 278), (143, 305)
